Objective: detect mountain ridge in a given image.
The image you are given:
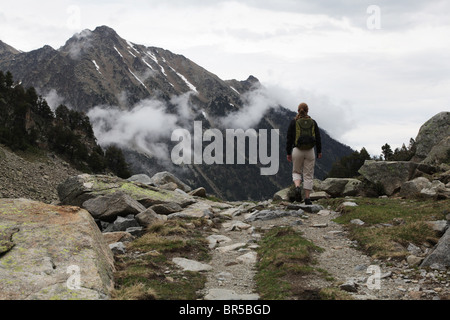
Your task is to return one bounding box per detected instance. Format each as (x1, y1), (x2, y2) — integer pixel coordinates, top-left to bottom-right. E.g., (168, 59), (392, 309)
(0, 26), (354, 201)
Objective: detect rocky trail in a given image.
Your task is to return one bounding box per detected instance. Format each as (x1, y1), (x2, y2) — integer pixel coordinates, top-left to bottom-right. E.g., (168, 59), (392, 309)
(1, 142), (449, 300)
(196, 200), (450, 300)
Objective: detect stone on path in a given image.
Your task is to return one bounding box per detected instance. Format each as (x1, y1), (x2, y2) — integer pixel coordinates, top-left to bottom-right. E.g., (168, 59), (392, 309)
(216, 243), (247, 253)
(236, 251), (257, 265)
(172, 258), (212, 272)
(204, 289), (259, 300)
(206, 235), (232, 249)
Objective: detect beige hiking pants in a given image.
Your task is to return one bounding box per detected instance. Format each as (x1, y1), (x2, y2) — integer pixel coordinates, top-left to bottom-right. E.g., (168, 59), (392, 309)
(292, 147), (315, 190)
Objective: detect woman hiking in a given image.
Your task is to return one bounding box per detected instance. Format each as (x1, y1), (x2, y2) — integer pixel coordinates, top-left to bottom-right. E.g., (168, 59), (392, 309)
(286, 102), (322, 205)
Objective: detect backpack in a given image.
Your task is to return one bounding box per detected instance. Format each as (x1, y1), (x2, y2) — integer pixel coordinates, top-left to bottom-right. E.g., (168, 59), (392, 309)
(295, 118), (316, 150)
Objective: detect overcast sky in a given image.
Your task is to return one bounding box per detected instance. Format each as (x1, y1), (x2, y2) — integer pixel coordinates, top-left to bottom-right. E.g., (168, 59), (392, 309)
(1, 0), (449, 156)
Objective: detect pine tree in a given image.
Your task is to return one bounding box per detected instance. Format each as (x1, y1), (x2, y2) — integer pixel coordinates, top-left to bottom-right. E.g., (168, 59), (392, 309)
(105, 145), (131, 179)
(381, 143), (393, 161)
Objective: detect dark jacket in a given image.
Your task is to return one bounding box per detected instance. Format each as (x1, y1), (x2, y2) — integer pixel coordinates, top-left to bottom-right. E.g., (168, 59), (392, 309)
(286, 118), (322, 156)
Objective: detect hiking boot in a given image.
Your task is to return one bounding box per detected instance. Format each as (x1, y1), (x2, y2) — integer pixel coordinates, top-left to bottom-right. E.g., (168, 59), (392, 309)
(295, 187), (302, 202)
(304, 198), (312, 205)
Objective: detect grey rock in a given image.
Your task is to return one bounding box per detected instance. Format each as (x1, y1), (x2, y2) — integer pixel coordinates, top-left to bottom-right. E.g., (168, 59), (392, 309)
(273, 187), (290, 201)
(407, 243), (422, 255)
(421, 181), (450, 199)
(82, 191), (146, 222)
(135, 208), (165, 227)
(320, 178), (362, 197)
(236, 251), (257, 265)
(172, 258), (212, 272)
(310, 191), (330, 200)
(0, 199), (115, 300)
(340, 280), (358, 293)
(350, 219), (365, 226)
(109, 242), (126, 255)
(206, 235), (232, 249)
(204, 289), (259, 300)
(400, 177), (431, 198)
(298, 204), (324, 213)
(103, 215), (140, 232)
(421, 226), (450, 268)
(407, 255), (423, 267)
(150, 202), (183, 215)
(425, 220), (449, 235)
(245, 209), (305, 222)
(125, 227), (145, 237)
(189, 187), (207, 198)
(358, 161), (420, 196)
(127, 174), (153, 185)
(150, 171), (192, 192)
(412, 111), (450, 164)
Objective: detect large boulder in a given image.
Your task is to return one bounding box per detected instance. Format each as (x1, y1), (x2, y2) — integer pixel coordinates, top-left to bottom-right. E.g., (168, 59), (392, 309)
(319, 178), (362, 197)
(421, 226), (450, 268)
(0, 198), (115, 300)
(57, 174), (195, 208)
(422, 136), (450, 166)
(420, 180), (450, 199)
(412, 111), (450, 164)
(358, 161), (419, 196)
(149, 171), (192, 192)
(400, 177), (432, 198)
(82, 191), (146, 222)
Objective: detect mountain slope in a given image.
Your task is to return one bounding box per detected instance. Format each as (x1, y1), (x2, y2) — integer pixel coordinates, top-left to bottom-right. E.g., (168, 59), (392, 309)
(0, 26), (353, 201)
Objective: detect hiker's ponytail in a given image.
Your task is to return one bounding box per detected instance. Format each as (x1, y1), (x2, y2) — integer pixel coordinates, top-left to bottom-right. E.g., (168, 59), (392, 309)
(295, 103), (309, 120)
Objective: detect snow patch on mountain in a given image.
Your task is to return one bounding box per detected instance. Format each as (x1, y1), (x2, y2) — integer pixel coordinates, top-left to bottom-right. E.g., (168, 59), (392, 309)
(169, 66), (198, 94)
(92, 60), (102, 75)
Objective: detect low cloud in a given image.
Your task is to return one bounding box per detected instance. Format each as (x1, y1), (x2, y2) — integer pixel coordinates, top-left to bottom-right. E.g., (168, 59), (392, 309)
(220, 85), (280, 130)
(42, 89), (66, 111)
(219, 84), (354, 143)
(65, 29), (93, 59)
(87, 93), (195, 163)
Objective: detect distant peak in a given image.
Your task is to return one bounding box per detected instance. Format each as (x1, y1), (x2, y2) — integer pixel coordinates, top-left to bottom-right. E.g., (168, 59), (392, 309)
(92, 25), (119, 37)
(0, 40), (20, 55)
(246, 75), (260, 83)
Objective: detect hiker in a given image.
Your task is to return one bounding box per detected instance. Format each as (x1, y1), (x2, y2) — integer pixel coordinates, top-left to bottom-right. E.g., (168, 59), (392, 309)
(286, 102), (322, 205)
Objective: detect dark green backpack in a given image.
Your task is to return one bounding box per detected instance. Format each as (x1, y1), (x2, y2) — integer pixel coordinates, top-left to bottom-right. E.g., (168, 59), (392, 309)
(295, 118), (316, 150)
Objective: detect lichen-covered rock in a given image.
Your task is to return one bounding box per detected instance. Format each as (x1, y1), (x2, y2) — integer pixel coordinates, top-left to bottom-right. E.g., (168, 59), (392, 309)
(320, 178), (362, 197)
(400, 177), (432, 198)
(358, 161), (419, 196)
(0, 198), (115, 300)
(149, 171), (192, 192)
(57, 174), (196, 208)
(421, 226), (450, 268)
(82, 191), (146, 222)
(412, 111), (450, 164)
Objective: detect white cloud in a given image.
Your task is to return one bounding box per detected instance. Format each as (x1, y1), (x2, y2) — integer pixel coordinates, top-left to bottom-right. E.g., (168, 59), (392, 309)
(87, 98), (179, 159)
(42, 89), (66, 111)
(220, 86), (279, 130)
(87, 93), (198, 163)
(1, 0), (449, 157)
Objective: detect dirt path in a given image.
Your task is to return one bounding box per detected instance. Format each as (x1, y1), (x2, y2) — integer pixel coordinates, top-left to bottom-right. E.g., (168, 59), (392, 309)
(199, 201), (449, 300)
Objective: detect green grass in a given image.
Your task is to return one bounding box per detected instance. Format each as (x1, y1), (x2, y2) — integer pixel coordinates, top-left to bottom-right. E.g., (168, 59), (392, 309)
(111, 219), (211, 300)
(255, 226), (326, 299)
(325, 197), (447, 259)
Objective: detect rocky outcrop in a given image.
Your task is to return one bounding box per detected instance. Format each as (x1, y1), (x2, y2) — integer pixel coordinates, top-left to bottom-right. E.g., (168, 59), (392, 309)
(57, 174), (195, 208)
(421, 225), (450, 268)
(0, 198), (115, 300)
(358, 161), (419, 196)
(148, 171), (192, 193)
(412, 111), (450, 165)
(318, 178), (362, 197)
(82, 191), (146, 222)
(399, 177), (432, 198)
